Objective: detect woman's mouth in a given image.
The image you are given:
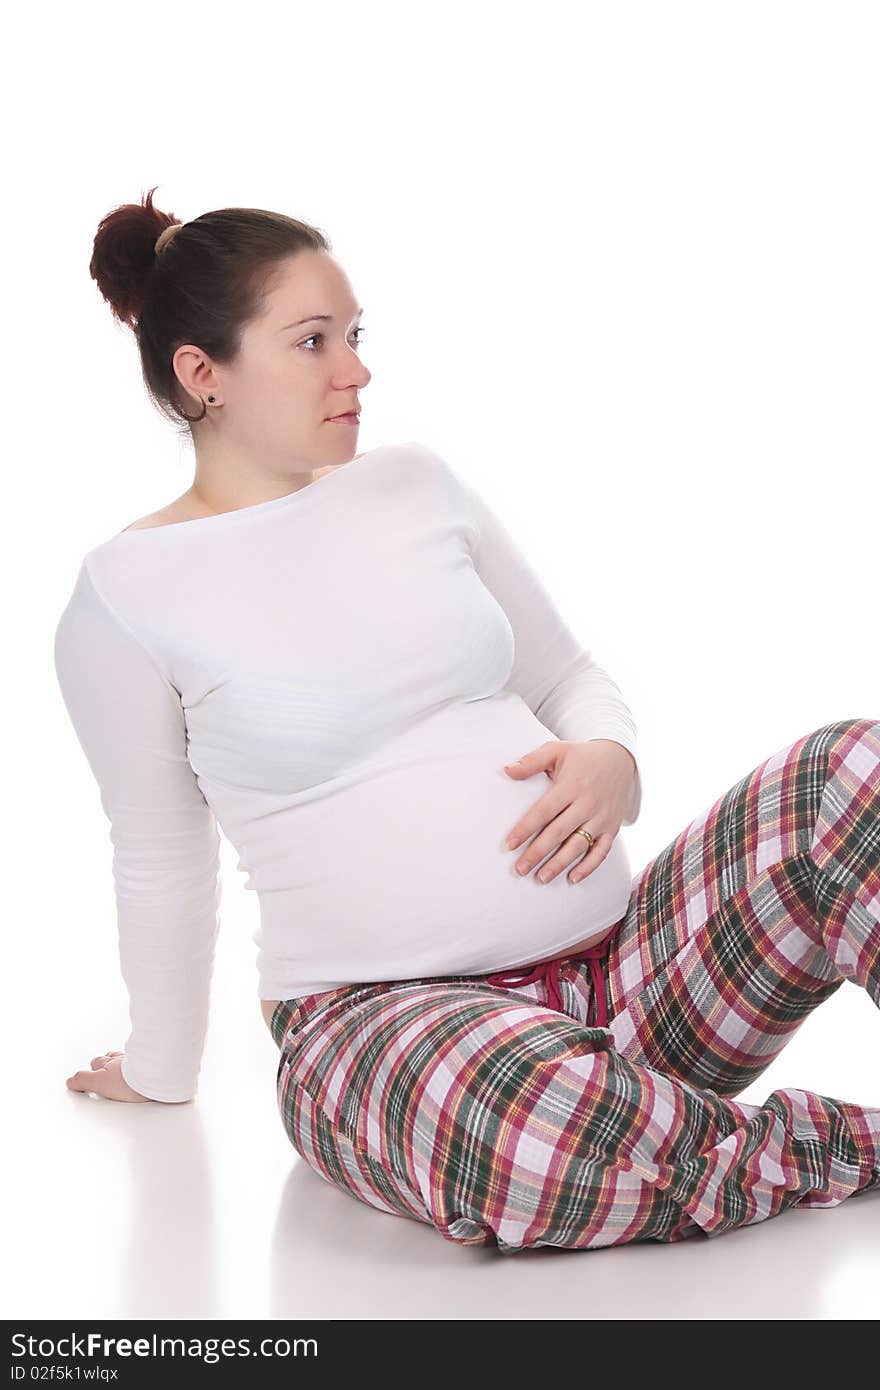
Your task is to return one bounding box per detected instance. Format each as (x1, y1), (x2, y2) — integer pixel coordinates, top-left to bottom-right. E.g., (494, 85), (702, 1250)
(327, 412), (360, 425)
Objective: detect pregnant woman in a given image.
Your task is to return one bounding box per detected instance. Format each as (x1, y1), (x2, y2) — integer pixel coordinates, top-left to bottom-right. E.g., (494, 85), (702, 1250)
(54, 189), (880, 1253)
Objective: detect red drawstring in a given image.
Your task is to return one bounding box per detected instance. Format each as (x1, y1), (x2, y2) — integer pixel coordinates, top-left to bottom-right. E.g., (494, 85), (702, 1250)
(484, 929), (616, 1027)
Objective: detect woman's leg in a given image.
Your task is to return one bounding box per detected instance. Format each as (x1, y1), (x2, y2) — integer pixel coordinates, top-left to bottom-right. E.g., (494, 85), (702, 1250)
(604, 717), (880, 1094)
(271, 718), (880, 1252)
(581, 715), (880, 1239)
(273, 981), (703, 1250)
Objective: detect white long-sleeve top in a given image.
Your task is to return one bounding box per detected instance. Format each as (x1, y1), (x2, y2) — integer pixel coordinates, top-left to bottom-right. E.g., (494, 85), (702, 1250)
(53, 441), (642, 1102)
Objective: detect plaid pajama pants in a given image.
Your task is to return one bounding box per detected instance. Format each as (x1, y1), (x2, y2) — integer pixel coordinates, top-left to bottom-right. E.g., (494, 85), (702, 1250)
(269, 718), (880, 1253)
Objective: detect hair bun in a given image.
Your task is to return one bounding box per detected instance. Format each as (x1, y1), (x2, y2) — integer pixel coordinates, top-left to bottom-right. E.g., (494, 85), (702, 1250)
(90, 185), (184, 329)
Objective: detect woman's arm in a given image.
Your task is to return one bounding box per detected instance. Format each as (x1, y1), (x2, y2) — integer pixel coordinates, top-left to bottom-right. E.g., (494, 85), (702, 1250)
(440, 452), (642, 826)
(53, 559), (222, 1103)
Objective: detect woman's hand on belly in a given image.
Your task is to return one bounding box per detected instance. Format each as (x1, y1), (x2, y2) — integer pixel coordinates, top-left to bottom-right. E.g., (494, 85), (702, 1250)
(502, 738), (636, 884)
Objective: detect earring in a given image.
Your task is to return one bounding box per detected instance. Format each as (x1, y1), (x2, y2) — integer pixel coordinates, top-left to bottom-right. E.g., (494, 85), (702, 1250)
(207, 395), (216, 403)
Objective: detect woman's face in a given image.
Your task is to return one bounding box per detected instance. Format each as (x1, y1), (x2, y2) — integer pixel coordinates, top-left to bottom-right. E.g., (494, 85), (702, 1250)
(178, 248), (371, 470)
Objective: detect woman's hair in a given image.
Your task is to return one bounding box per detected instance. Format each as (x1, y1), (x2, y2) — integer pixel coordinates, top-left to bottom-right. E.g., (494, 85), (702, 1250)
(89, 185), (331, 434)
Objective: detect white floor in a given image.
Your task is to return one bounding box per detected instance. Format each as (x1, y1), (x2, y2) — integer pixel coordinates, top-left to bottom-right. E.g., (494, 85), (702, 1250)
(8, 955), (880, 1321)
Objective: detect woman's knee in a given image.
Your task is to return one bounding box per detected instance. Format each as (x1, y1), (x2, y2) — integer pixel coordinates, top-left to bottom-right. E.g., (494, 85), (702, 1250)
(808, 717), (880, 762)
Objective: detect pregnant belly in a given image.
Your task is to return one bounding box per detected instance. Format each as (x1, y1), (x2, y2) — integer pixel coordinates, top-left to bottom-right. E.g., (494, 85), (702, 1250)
(250, 694), (633, 1001)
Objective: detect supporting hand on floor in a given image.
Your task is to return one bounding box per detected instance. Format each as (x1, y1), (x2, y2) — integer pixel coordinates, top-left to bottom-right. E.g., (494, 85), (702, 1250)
(65, 1051), (152, 1103)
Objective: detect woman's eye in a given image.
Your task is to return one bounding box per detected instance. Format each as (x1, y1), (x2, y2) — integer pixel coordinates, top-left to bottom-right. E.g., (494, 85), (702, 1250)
(300, 328), (366, 351)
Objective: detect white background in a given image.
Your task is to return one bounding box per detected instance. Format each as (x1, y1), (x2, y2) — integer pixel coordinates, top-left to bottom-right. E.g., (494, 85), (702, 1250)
(7, 0), (880, 1321)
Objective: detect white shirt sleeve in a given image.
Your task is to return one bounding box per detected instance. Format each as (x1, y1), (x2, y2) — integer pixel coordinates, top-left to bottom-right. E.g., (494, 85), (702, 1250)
(451, 464), (643, 827)
(53, 560), (222, 1102)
